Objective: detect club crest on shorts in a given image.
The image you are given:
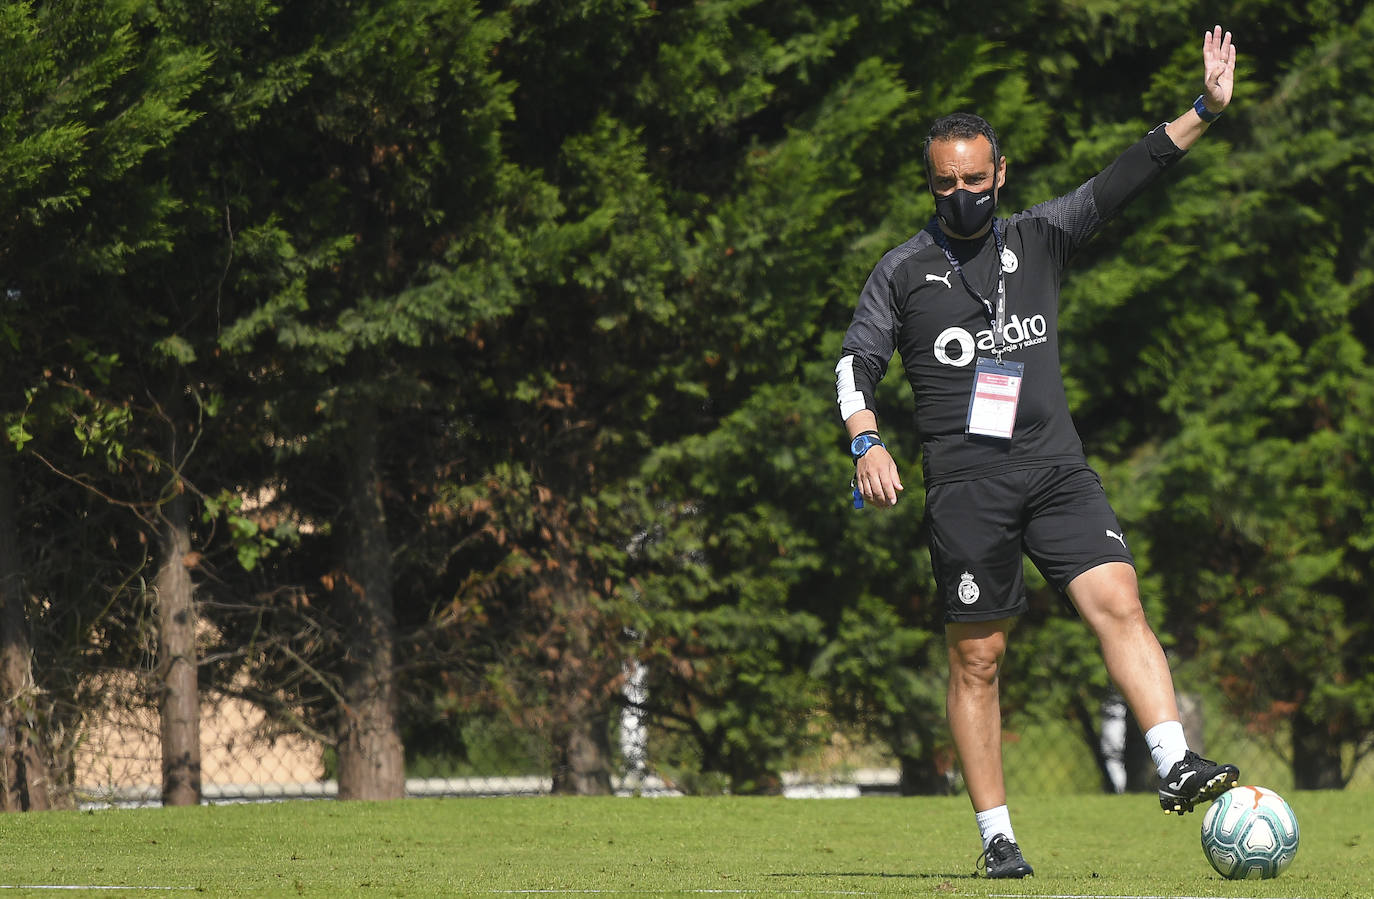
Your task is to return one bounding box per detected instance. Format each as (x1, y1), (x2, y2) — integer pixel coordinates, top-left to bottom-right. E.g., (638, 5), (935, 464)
(957, 571), (980, 604)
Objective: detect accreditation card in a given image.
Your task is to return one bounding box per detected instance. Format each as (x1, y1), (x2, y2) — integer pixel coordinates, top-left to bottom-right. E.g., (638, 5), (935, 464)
(965, 357), (1024, 440)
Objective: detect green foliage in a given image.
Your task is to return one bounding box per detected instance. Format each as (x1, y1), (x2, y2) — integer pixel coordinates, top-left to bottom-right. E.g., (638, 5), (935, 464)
(6, 0), (1374, 798)
(1115, 8), (1374, 784)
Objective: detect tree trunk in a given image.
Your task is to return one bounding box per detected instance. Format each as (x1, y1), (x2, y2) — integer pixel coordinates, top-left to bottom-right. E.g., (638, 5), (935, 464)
(156, 488), (201, 807)
(1292, 707), (1345, 789)
(0, 457), (54, 811)
(1088, 693), (1157, 794)
(724, 762), (782, 797)
(1121, 723), (1157, 792)
(898, 749), (954, 796)
(1090, 691), (1207, 793)
(333, 413), (404, 801)
(549, 588), (613, 796)
(552, 712), (614, 795)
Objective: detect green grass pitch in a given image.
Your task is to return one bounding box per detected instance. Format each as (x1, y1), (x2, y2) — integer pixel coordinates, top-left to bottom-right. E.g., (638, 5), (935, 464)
(0, 791), (1365, 896)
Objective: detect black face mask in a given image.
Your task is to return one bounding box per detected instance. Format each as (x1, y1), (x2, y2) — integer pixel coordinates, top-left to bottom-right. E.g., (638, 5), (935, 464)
(934, 186), (997, 238)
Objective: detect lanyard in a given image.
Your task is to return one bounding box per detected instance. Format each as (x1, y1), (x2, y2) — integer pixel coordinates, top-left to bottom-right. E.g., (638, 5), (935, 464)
(932, 224), (1007, 359)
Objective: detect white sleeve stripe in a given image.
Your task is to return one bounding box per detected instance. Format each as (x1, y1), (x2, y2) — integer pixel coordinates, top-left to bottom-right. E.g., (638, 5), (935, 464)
(834, 355), (867, 421)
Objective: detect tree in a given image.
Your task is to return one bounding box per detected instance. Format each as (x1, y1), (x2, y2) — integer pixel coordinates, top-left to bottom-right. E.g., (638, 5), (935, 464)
(7, 0), (1374, 807)
(147, 0), (550, 799)
(0, 0), (206, 808)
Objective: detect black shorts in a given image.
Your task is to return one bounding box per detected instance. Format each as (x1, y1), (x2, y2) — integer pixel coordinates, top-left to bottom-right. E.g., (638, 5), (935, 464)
(925, 464), (1135, 623)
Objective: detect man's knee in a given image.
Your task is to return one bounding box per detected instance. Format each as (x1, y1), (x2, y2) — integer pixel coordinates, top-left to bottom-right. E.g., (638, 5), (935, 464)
(947, 621), (1010, 688)
(951, 651), (1001, 690)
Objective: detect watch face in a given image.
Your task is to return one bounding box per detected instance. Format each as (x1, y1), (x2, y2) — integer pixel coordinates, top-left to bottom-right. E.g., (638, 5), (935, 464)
(850, 435), (879, 456)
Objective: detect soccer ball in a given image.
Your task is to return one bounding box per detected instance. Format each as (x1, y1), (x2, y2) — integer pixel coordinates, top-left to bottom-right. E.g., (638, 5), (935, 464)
(1200, 785), (1300, 879)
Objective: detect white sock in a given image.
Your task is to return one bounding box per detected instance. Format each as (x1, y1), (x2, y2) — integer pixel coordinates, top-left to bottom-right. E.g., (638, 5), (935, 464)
(1145, 720), (1189, 778)
(975, 805), (1015, 848)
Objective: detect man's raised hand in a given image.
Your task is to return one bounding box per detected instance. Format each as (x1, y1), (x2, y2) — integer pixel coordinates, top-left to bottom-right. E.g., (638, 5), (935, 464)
(1203, 26), (1236, 112)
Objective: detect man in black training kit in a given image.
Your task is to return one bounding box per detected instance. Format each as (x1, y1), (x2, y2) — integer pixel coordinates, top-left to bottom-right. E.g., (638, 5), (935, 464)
(835, 27), (1240, 878)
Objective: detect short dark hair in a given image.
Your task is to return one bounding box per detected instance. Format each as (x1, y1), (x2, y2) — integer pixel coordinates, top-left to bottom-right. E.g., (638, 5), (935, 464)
(923, 112), (1000, 182)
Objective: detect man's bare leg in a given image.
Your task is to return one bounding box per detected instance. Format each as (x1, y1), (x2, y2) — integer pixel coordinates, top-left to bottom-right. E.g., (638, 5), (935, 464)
(946, 618), (1013, 812)
(947, 618), (1033, 877)
(1067, 561), (1237, 812)
(1065, 562), (1178, 730)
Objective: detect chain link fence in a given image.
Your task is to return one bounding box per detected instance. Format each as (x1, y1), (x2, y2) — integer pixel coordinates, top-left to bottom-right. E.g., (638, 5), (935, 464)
(74, 677), (325, 808)
(69, 662), (1373, 808)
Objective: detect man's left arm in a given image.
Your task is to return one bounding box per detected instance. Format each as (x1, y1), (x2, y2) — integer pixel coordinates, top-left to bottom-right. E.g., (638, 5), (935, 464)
(1164, 26), (1237, 150)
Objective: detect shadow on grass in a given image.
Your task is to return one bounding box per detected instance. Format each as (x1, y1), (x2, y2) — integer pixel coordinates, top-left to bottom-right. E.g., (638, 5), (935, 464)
(763, 879), (978, 885)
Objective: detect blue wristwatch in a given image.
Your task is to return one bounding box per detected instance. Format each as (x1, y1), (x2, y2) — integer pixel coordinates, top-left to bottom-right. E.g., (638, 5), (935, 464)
(1193, 94), (1221, 123)
(850, 433), (885, 461)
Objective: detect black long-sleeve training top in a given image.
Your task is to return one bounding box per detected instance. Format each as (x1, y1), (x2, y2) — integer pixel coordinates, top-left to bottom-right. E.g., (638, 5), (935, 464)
(836, 124), (1186, 487)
